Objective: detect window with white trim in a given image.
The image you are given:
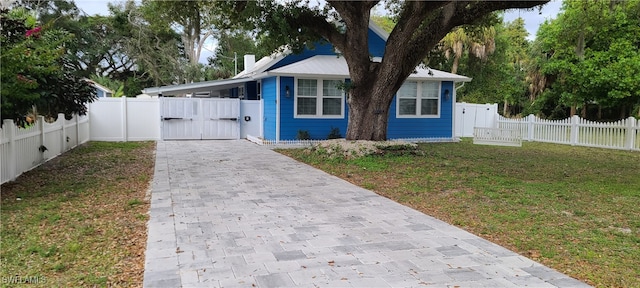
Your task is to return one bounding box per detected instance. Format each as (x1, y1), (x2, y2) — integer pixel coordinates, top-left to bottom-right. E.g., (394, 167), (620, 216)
(397, 81), (440, 117)
(295, 78), (344, 118)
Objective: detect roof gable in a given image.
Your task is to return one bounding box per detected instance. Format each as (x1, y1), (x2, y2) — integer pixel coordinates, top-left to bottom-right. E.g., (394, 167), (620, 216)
(236, 22), (389, 78)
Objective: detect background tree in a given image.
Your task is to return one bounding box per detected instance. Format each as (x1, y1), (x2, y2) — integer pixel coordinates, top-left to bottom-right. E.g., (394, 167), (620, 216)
(0, 6), (95, 126)
(109, 1), (185, 88)
(223, 0), (548, 140)
(529, 0), (640, 119)
(207, 30), (269, 79)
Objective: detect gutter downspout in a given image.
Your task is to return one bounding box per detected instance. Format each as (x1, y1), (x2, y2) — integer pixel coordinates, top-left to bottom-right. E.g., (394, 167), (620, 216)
(276, 76), (280, 144)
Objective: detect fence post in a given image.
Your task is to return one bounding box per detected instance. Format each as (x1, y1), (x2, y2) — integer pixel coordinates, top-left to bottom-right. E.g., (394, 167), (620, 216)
(61, 113), (67, 152)
(624, 117), (635, 150)
(122, 97), (128, 141)
(39, 115), (46, 162)
(4, 119), (17, 182)
(570, 115), (579, 146)
(527, 114), (534, 141)
(75, 114), (80, 147)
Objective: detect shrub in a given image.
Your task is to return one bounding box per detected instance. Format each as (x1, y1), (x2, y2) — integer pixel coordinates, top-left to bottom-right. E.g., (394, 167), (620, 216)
(327, 127), (342, 139)
(296, 130), (311, 140)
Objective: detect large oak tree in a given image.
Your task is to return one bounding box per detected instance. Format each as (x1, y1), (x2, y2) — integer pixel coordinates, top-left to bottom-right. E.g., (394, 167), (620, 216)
(226, 1), (549, 140)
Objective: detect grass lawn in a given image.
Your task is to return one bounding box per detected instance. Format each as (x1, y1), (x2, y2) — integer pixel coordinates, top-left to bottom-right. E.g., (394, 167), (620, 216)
(278, 139), (640, 287)
(1, 141), (155, 287)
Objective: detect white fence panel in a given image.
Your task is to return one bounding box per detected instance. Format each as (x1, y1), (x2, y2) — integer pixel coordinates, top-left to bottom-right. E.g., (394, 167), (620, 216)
(473, 127), (522, 147)
(89, 98), (160, 141)
(495, 114), (639, 151)
(126, 98), (161, 141)
(455, 103), (498, 137)
(241, 100), (261, 139)
(1, 114), (90, 184)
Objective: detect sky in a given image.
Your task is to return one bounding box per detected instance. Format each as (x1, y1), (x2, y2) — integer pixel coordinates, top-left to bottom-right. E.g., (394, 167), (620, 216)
(503, 0), (563, 40)
(74, 0), (563, 61)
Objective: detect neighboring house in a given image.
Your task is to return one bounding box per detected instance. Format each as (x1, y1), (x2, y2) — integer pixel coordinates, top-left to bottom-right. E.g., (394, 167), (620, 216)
(86, 79), (114, 98)
(142, 22), (471, 142)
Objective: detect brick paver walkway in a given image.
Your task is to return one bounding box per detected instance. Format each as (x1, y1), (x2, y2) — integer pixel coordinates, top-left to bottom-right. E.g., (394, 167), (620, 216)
(143, 140), (589, 287)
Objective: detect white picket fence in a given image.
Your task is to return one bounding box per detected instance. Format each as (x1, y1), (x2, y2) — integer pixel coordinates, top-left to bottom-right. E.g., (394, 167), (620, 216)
(495, 114), (639, 151)
(473, 127), (522, 147)
(1, 114), (90, 184)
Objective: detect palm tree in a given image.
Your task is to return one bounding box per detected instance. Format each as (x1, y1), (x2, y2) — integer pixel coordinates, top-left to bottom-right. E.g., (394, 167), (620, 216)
(440, 26), (496, 74)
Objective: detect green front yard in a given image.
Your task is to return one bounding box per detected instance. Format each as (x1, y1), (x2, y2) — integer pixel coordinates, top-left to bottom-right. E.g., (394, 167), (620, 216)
(278, 140), (640, 287)
(1, 142), (156, 287)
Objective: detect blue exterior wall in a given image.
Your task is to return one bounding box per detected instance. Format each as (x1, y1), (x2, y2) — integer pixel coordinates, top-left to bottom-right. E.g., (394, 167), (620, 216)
(368, 29), (386, 57)
(259, 28), (455, 141)
(275, 77), (350, 140)
(262, 77), (278, 140)
(387, 81), (455, 139)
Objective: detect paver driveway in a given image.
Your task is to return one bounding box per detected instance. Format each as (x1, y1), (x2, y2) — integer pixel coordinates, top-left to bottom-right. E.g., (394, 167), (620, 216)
(143, 140), (589, 288)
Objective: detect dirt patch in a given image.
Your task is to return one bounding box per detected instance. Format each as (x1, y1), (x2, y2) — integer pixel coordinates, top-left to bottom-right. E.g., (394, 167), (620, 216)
(308, 139), (419, 158)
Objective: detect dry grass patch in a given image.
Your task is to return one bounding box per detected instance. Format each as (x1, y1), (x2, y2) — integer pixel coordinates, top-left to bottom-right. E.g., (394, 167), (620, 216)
(1, 141), (155, 287)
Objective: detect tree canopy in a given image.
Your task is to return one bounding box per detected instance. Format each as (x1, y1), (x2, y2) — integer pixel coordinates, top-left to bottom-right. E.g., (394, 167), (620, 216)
(530, 0), (640, 119)
(221, 0), (548, 140)
(0, 6), (96, 127)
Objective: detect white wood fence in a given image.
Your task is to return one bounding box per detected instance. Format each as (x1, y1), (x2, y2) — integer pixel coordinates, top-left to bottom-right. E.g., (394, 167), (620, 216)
(495, 114), (639, 151)
(1, 114), (90, 184)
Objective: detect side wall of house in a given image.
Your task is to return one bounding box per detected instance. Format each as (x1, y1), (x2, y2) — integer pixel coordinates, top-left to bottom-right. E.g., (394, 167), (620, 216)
(387, 81), (455, 139)
(277, 77), (349, 140)
(262, 77), (278, 140)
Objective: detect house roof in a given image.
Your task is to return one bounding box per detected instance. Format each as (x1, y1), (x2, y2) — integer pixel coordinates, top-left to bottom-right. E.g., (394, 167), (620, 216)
(233, 50), (289, 79)
(267, 55), (471, 82)
(233, 21), (388, 79)
(142, 77), (250, 96)
(142, 22), (470, 95)
(84, 79), (114, 94)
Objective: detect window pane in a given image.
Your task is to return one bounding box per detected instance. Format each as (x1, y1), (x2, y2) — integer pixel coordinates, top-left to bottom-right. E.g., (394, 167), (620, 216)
(398, 81), (417, 98)
(297, 79), (317, 96)
(399, 99), (416, 115)
(297, 97), (317, 115)
(420, 82), (439, 99)
(323, 80), (342, 97)
(421, 99), (438, 115)
(322, 98), (341, 115)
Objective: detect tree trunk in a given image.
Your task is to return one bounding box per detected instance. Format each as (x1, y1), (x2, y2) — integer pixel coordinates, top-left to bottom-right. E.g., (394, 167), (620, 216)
(451, 55), (460, 74)
(597, 104), (602, 120)
(299, 1), (550, 141)
(345, 87), (393, 140)
(503, 99), (510, 117)
(570, 105), (577, 117)
(620, 104), (626, 119)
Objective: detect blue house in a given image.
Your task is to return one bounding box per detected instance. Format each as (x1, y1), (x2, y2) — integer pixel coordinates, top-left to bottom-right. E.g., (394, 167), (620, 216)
(142, 22), (471, 142)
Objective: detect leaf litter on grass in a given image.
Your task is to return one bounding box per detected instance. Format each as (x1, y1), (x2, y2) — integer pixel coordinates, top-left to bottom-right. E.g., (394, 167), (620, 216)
(1, 141), (156, 287)
(278, 140), (640, 287)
